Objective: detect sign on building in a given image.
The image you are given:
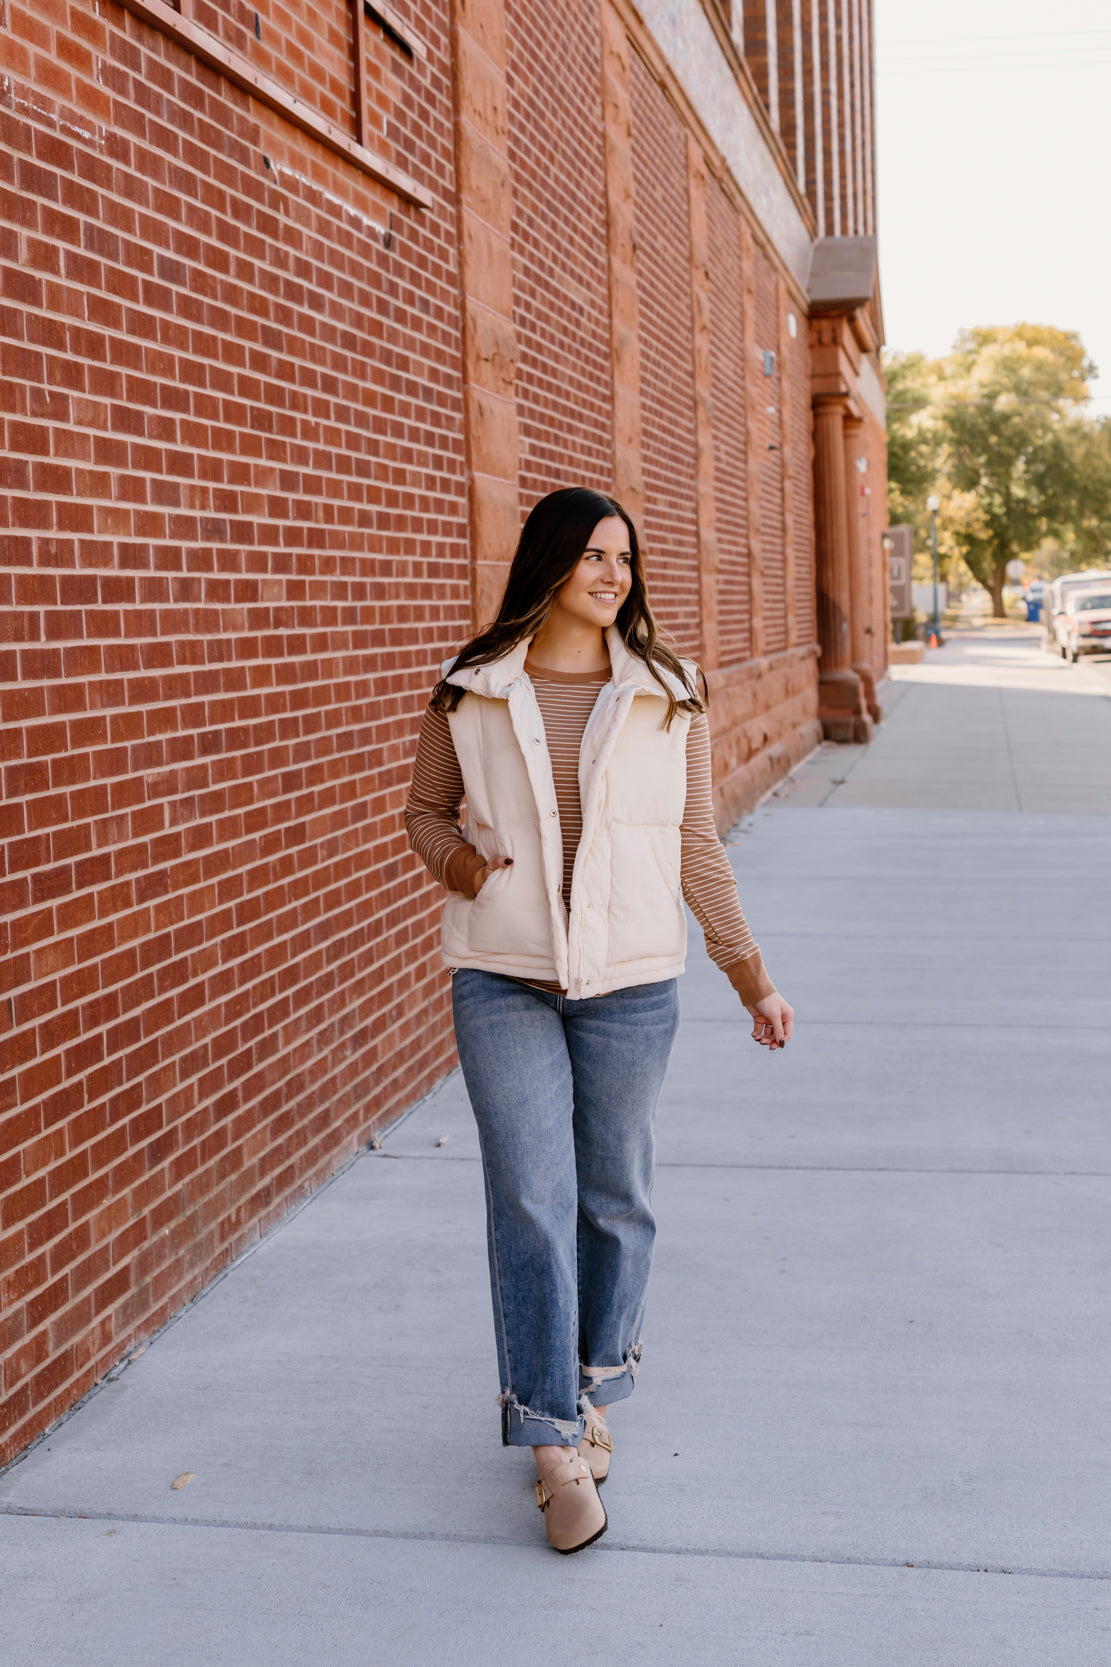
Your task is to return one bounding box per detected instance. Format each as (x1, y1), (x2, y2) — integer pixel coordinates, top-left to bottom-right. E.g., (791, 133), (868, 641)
(887, 525), (913, 619)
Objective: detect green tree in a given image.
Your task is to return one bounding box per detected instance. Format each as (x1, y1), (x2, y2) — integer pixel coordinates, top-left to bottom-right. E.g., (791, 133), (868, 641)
(885, 351), (943, 532)
(940, 326), (1101, 614)
(885, 326), (1111, 617)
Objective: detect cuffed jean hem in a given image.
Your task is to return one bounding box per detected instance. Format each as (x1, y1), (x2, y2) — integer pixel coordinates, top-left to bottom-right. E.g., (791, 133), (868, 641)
(580, 1362), (638, 1409)
(500, 1394), (584, 1449)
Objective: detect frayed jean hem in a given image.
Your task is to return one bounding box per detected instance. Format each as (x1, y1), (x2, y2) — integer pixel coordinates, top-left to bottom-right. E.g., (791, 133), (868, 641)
(500, 1393), (583, 1449)
(580, 1367), (635, 1408)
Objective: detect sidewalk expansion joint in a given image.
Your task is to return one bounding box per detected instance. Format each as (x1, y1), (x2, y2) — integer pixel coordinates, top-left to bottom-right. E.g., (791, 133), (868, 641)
(379, 1153), (1111, 1179)
(680, 1017), (1110, 1031)
(2, 1504), (1107, 1582)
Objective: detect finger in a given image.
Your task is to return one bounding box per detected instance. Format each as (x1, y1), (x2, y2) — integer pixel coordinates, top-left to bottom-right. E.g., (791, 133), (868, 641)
(780, 1004), (795, 1042)
(768, 1005), (785, 1046)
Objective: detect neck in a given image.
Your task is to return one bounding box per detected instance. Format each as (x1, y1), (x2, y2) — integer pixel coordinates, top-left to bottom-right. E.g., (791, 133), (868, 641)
(527, 618), (610, 675)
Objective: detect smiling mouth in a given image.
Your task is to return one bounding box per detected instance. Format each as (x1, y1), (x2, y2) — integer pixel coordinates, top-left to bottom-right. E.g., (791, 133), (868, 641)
(589, 591), (618, 602)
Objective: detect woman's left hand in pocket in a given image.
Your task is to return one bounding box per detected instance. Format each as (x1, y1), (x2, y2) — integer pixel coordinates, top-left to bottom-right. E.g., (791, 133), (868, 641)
(473, 853), (513, 896)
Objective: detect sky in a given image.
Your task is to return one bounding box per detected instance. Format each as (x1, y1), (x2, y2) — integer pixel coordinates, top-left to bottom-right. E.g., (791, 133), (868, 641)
(873, 0), (1111, 410)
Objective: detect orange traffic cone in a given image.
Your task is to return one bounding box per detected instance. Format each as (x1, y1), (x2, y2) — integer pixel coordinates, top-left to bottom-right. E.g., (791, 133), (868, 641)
(928, 631), (938, 648)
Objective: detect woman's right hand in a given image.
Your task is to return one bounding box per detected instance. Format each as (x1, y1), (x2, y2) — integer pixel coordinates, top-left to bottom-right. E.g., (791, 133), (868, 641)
(473, 853), (513, 896)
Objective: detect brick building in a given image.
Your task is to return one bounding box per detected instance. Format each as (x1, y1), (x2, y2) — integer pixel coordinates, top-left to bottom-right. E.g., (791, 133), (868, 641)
(1, 0), (886, 1463)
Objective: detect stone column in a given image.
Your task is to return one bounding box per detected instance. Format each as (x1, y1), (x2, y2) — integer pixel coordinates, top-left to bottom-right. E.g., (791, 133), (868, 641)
(450, 0), (520, 629)
(812, 394), (871, 741)
(686, 135), (719, 671)
(843, 413), (880, 723)
(600, 2), (644, 524)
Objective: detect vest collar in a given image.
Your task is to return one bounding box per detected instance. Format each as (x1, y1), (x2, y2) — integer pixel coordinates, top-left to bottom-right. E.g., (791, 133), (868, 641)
(444, 626), (691, 703)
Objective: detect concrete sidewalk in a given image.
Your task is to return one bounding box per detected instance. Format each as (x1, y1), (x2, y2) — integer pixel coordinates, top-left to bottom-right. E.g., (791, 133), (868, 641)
(4, 627), (1111, 1665)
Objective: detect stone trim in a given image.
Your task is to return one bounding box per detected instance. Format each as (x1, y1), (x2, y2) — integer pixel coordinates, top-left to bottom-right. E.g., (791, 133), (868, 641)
(450, 0), (520, 628)
(600, 0), (645, 521)
(686, 136), (720, 671)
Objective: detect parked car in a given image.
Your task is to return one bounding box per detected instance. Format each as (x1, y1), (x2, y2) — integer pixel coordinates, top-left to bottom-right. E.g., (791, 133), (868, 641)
(1059, 585), (1111, 662)
(1047, 570), (1111, 654)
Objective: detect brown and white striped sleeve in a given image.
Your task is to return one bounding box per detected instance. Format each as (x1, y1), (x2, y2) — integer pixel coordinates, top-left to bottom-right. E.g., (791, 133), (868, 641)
(680, 714), (775, 1007)
(404, 702), (487, 899)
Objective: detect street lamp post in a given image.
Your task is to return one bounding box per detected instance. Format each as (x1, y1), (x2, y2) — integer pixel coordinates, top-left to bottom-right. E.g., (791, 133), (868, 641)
(926, 494), (941, 645)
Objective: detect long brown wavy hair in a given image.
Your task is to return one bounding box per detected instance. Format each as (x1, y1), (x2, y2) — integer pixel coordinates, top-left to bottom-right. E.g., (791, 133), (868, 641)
(431, 487), (705, 729)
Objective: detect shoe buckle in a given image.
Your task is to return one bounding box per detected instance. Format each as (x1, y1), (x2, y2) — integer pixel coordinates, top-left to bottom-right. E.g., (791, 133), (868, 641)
(535, 1479), (551, 1510)
(590, 1425), (612, 1454)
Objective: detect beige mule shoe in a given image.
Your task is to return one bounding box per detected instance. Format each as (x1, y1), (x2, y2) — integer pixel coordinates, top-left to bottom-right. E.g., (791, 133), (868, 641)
(577, 1420), (613, 1484)
(534, 1452), (607, 1554)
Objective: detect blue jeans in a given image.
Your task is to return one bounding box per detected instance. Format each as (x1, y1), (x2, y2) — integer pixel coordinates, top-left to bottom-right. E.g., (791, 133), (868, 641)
(451, 969), (680, 1448)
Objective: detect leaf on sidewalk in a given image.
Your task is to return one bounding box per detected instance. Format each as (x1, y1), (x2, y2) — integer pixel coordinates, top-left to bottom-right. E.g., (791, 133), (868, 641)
(171, 1472), (194, 1490)
(369, 1135), (383, 1150)
(435, 1135), (449, 1147)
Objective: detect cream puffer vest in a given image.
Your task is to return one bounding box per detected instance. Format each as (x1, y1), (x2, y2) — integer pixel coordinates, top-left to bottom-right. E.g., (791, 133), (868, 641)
(441, 626), (694, 999)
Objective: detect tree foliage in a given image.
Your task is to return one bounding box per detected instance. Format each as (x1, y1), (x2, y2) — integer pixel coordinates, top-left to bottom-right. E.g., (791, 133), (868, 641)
(884, 326), (1111, 615)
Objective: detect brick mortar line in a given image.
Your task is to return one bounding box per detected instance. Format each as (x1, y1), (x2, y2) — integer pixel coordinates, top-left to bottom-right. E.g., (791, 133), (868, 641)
(0, 1504), (1105, 1582)
(4, 922), (431, 1112)
(1, 417), (465, 475)
(3, 802), (424, 951)
(1, 268), (461, 393)
(4, 797), (404, 874)
(4, 795), (395, 883)
(2, 815), (405, 901)
(4, 853), (431, 1033)
(10, 922), (436, 1096)
(3, 56), (450, 237)
(1, 648), (457, 677)
(4, 707), (424, 774)
(1, 158), (458, 346)
(0, 305), (461, 433)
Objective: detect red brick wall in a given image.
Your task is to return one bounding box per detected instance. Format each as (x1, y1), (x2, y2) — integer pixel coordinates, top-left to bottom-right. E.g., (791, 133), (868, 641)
(741, 0), (772, 115)
(1, 0), (853, 1469)
(705, 176), (751, 665)
(0, 0), (466, 1465)
(628, 51), (700, 657)
(192, 0), (363, 135)
(506, 0), (613, 505)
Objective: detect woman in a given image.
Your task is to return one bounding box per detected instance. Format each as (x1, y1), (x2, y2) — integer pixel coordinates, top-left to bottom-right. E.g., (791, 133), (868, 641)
(405, 487), (793, 1554)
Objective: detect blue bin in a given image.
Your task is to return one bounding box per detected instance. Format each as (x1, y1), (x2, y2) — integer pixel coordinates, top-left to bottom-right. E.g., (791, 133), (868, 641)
(1025, 598), (1042, 623)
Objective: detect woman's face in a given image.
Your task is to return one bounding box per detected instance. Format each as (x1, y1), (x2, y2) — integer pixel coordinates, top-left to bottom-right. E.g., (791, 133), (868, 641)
(549, 515), (634, 631)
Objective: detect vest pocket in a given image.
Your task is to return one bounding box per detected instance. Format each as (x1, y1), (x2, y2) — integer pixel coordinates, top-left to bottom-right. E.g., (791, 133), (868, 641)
(607, 822), (683, 964)
(464, 835), (552, 958)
